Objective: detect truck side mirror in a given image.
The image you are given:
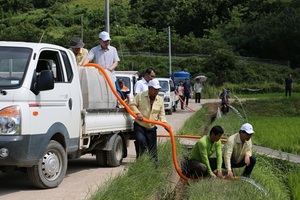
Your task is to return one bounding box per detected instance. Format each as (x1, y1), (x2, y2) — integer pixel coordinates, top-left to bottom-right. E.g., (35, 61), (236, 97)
(31, 70), (55, 95)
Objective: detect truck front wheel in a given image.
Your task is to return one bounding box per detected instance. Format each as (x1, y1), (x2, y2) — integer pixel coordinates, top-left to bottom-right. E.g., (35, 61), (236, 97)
(107, 135), (123, 167)
(27, 140), (67, 189)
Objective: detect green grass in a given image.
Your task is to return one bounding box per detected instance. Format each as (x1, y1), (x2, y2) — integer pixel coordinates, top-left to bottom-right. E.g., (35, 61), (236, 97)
(89, 141), (185, 200)
(232, 92), (300, 99)
(250, 116), (300, 154)
(184, 155), (291, 200)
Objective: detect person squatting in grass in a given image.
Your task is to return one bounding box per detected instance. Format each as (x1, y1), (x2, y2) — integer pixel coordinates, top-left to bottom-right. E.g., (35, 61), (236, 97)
(222, 123), (256, 178)
(186, 126), (224, 178)
(129, 79), (168, 167)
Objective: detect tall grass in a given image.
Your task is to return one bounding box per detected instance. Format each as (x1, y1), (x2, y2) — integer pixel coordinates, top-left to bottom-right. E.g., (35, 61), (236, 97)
(288, 168), (300, 200)
(89, 141), (184, 200)
(250, 116), (300, 154)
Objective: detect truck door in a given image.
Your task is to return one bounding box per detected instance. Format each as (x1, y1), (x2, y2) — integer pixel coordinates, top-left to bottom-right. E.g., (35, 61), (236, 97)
(29, 49), (81, 143)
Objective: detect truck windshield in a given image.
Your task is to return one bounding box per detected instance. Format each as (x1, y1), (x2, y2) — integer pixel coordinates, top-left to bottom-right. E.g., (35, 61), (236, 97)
(0, 47), (32, 88)
(159, 80), (169, 92)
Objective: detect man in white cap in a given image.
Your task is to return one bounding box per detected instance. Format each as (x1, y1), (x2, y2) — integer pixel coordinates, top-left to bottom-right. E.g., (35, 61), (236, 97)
(83, 31), (120, 73)
(222, 123), (256, 178)
(69, 36), (88, 66)
(129, 79), (168, 167)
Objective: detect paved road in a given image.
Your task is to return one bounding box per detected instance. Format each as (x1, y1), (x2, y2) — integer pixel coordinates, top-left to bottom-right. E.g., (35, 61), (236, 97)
(0, 100), (204, 200)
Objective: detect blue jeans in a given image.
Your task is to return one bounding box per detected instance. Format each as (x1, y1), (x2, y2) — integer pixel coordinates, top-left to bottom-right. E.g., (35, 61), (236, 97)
(133, 122), (158, 165)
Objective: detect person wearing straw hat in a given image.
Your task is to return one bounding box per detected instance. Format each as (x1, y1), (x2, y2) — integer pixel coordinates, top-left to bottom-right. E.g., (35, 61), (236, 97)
(69, 36), (88, 66)
(222, 123), (256, 178)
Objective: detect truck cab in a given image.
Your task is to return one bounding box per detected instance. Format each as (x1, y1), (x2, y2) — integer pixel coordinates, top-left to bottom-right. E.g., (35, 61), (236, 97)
(115, 71), (139, 102)
(156, 77), (179, 115)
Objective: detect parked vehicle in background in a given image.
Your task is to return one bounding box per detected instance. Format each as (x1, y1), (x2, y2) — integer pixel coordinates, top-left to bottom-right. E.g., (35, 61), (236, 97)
(115, 71), (139, 102)
(156, 77), (179, 115)
(173, 71), (190, 86)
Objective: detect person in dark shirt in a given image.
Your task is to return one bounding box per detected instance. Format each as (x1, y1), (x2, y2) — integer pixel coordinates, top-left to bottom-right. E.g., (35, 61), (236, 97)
(219, 88), (229, 114)
(183, 78), (192, 106)
(285, 74), (293, 97)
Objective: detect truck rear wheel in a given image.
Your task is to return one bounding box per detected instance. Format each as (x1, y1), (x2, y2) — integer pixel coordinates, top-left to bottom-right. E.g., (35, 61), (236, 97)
(95, 150), (108, 167)
(27, 140), (67, 189)
(107, 135), (123, 167)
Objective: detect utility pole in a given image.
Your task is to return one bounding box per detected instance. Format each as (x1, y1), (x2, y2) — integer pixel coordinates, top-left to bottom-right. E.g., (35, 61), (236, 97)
(168, 26), (172, 77)
(81, 16), (83, 40)
(105, 0), (110, 33)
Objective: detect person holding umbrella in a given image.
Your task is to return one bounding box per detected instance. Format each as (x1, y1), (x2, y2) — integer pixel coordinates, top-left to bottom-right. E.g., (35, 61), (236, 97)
(194, 78), (202, 103)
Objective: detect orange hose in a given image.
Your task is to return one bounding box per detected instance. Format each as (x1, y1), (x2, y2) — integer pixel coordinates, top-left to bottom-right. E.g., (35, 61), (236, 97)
(175, 90), (196, 112)
(205, 105), (222, 116)
(84, 63), (190, 181)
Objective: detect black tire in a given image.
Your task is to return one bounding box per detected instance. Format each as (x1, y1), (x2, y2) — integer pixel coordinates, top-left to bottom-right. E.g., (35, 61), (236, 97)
(27, 140), (67, 189)
(95, 150), (108, 167)
(107, 135), (123, 167)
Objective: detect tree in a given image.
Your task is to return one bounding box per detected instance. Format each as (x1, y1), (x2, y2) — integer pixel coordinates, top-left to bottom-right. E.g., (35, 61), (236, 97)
(203, 49), (236, 86)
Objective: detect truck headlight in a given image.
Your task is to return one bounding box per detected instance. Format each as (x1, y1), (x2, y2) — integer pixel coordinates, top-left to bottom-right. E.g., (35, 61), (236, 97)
(164, 96), (171, 102)
(0, 106), (20, 135)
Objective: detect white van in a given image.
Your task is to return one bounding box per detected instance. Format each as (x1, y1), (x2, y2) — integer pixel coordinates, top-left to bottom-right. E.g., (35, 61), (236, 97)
(115, 71), (139, 102)
(156, 77), (179, 115)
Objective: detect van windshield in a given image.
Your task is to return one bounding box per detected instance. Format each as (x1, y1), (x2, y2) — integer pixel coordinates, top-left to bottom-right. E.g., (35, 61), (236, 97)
(0, 47), (32, 88)
(159, 80), (169, 92)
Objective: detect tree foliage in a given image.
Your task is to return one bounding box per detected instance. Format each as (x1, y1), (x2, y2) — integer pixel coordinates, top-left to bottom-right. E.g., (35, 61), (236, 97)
(0, 0), (300, 76)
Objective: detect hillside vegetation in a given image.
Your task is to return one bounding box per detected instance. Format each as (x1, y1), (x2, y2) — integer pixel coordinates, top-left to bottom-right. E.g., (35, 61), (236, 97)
(1, 0), (300, 88)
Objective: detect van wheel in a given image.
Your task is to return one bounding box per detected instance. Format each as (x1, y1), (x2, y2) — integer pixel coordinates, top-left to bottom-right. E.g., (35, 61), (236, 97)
(107, 135), (123, 167)
(27, 140), (67, 189)
(96, 150), (108, 167)
(166, 109), (172, 115)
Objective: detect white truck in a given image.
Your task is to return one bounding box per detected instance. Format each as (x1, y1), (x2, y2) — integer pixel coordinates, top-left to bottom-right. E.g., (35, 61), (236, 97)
(0, 42), (134, 189)
(156, 77), (179, 115)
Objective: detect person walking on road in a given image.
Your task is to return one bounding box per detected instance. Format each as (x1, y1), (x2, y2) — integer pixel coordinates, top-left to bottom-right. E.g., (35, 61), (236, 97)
(129, 79), (168, 167)
(183, 78), (192, 106)
(285, 74), (293, 97)
(186, 126), (224, 178)
(222, 123), (256, 178)
(194, 78), (202, 103)
(177, 81), (185, 110)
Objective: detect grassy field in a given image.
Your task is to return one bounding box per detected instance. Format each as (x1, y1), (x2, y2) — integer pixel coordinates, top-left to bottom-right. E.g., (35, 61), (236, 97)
(89, 93), (300, 199)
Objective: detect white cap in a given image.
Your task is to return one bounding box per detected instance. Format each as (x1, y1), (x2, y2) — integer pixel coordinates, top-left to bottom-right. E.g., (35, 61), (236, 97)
(148, 79), (161, 89)
(240, 123), (254, 134)
(99, 31), (111, 41)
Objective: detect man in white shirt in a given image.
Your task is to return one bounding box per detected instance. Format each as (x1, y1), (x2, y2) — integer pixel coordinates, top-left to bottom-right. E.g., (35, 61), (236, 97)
(83, 31), (120, 74)
(134, 68), (156, 94)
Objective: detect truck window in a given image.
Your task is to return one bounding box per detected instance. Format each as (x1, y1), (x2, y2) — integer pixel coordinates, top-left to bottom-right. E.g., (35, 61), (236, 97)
(37, 50), (73, 83)
(60, 50), (73, 82)
(0, 46), (31, 88)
